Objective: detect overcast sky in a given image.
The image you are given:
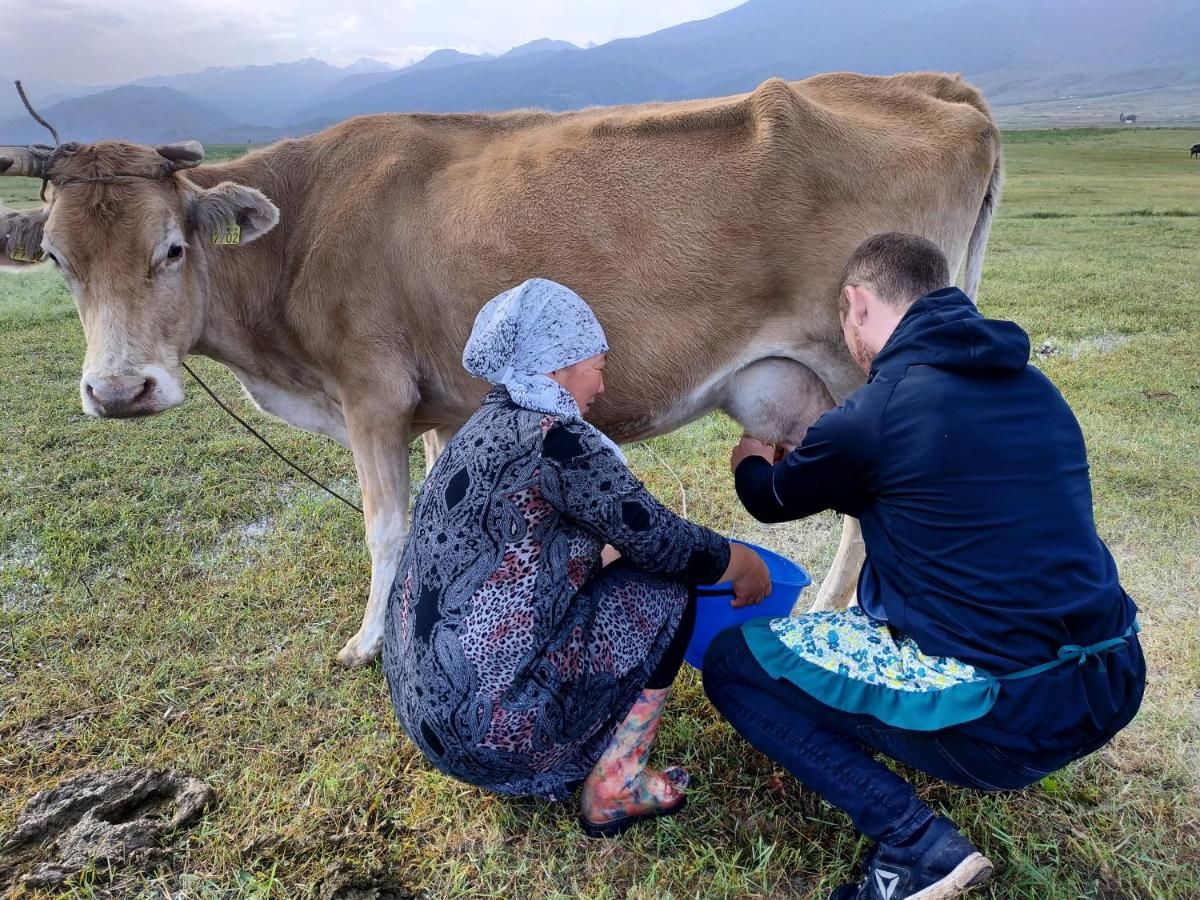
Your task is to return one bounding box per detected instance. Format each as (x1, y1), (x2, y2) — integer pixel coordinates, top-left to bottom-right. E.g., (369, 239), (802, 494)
(1, 0), (744, 86)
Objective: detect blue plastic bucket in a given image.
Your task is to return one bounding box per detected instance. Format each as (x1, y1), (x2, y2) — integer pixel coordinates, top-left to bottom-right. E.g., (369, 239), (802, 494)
(684, 541), (811, 670)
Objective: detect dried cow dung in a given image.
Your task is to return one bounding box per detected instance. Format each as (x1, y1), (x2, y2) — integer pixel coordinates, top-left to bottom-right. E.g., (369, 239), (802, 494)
(1, 767), (214, 889)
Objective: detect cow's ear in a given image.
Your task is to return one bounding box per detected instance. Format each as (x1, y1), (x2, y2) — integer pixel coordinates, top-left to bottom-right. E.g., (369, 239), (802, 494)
(0, 206), (48, 267)
(186, 181), (279, 247)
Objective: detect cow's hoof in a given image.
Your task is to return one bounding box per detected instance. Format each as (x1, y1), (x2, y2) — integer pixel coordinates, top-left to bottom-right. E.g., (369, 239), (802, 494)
(335, 633), (381, 668)
(807, 587), (857, 613)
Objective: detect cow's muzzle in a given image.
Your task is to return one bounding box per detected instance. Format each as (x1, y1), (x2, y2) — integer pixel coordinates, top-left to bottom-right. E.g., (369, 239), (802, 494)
(84, 374), (154, 417)
(81, 364), (185, 418)
(82, 373), (179, 418)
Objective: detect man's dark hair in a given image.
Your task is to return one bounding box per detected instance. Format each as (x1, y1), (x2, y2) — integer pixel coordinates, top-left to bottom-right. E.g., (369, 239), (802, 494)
(838, 233), (951, 316)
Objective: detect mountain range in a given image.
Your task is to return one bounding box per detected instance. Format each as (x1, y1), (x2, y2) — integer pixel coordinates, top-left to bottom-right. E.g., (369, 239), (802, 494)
(1, 0), (1196, 145)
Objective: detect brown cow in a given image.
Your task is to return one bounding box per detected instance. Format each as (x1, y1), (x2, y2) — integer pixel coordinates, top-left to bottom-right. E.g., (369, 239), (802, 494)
(0, 72), (1002, 667)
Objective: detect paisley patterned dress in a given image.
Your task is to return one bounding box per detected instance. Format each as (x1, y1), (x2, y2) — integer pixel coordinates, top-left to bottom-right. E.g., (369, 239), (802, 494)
(382, 388), (730, 800)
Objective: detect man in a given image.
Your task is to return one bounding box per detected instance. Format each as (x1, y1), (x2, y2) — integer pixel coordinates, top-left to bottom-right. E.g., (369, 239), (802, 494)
(704, 233), (1145, 900)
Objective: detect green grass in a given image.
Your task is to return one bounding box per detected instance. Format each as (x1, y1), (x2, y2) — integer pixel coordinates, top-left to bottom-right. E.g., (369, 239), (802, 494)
(1, 129), (1198, 898)
(998, 127), (1200, 216)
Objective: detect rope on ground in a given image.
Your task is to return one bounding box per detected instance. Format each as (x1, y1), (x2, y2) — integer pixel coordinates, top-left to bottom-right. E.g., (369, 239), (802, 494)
(641, 442), (688, 519)
(183, 361), (363, 514)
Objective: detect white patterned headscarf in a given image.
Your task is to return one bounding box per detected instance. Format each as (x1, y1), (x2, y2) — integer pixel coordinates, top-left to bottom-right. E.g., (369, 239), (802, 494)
(463, 278), (625, 461)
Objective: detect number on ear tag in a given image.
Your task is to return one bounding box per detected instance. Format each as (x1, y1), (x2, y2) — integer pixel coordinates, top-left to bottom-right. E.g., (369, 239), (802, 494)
(211, 223), (242, 246)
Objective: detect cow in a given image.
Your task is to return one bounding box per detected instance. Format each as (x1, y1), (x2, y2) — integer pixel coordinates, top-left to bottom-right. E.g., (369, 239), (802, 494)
(1191, 143), (1200, 158)
(0, 72), (1003, 668)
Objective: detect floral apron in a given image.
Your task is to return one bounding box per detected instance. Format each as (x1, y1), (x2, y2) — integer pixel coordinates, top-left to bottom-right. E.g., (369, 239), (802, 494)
(741, 606), (1140, 731)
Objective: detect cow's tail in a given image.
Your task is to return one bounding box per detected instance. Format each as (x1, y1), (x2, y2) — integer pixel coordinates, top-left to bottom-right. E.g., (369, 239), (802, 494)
(961, 151), (1004, 303)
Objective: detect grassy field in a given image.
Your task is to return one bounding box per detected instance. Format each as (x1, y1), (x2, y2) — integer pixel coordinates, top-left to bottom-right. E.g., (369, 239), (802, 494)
(1, 127), (1198, 898)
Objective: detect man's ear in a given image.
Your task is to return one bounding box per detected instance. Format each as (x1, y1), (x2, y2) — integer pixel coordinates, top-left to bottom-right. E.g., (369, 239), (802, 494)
(186, 181), (280, 247)
(0, 206), (48, 267)
(844, 284), (870, 326)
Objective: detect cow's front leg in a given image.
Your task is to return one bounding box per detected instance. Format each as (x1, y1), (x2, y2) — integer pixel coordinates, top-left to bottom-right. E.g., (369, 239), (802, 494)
(336, 395), (414, 668)
(809, 515), (864, 611)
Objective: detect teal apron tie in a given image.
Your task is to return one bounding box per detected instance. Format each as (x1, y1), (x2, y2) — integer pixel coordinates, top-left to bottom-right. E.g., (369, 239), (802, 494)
(998, 620), (1140, 682)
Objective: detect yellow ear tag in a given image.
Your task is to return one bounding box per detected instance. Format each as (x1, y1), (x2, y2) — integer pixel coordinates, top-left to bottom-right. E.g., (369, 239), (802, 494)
(10, 245), (43, 262)
(211, 222), (242, 246)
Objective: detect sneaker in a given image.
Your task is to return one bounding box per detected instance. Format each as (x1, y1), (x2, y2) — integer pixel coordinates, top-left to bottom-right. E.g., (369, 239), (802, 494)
(828, 817), (993, 900)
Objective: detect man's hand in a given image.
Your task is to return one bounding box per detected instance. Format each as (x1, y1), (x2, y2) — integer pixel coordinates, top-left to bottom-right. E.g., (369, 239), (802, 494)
(730, 435), (776, 475)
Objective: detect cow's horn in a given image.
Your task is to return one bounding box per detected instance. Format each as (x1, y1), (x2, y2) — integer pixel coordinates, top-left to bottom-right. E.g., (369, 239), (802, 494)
(156, 141), (204, 170)
(0, 145), (53, 178)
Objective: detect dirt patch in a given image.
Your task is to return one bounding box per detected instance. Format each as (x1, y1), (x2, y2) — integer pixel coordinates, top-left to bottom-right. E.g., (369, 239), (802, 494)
(1035, 334), (1131, 360)
(324, 879), (416, 900)
(321, 872), (416, 900)
(315, 859), (416, 900)
(0, 535), (49, 612)
(13, 711), (94, 751)
(187, 513), (277, 574)
(0, 537), (44, 573)
(238, 516), (274, 542)
(0, 768), (214, 890)
(1072, 334), (1131, 357)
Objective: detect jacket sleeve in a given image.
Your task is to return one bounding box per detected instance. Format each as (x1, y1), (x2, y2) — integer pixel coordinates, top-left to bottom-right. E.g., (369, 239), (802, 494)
(735, 393), (878, 523)
(539, 422), (730, 584)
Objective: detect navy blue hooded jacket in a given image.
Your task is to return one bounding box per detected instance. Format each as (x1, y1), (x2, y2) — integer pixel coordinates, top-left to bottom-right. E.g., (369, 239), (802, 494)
(735, 288), (1144, 753)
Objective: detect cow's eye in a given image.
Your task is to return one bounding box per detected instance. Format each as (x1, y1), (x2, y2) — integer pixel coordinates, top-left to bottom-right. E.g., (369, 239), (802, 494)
(166, 243), (184, 260)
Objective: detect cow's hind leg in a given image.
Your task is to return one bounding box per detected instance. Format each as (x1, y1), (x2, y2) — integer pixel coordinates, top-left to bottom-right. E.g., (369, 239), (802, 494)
(809, 515), (864, 611)
(721, 358), (860, 611)
(420, 423), (460, 478)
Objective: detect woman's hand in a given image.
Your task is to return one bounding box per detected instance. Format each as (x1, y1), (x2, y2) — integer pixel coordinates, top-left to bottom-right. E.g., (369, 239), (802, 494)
(730, 435), (775, 475)
(718, 542), (772, 608)
(601, 544), (622, 567)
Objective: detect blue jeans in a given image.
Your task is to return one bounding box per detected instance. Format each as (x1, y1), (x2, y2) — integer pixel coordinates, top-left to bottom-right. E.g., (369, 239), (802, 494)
(702, 627), (1081, 844)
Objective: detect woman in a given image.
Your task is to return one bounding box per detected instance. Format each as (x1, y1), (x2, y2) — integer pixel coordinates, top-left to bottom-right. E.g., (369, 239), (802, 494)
(383, 277), (769, 836)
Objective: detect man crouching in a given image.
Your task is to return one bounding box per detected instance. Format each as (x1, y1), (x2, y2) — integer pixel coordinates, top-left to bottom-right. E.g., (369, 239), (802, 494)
(705, 233), (1145, 899)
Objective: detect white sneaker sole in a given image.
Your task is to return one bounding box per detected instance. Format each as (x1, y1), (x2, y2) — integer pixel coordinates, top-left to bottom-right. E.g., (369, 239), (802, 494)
(907, 853), (994, 899)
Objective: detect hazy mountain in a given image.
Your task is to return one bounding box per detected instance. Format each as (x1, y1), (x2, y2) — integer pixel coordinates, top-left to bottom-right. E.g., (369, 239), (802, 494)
(502, 39), (581, 59)
(307, 71), (410, 108)
(342, 58), (398, 75)
(975, 64), (1200, 107)
(0, 86), (235, 144)
(292, 0), (1199, 124)
(568, 0), (1198, 101)
(135, 57), (396, 126)
(408, 49), (492, 72)
(304, 50), (489, 110)
(0, 78), (107, 123)
(4, 0), (1196, 146)
(296, 52), (691, 121)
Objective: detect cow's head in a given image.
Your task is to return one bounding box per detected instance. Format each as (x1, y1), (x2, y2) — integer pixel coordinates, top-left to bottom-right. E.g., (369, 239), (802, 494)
(0, 141), (279, 417)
